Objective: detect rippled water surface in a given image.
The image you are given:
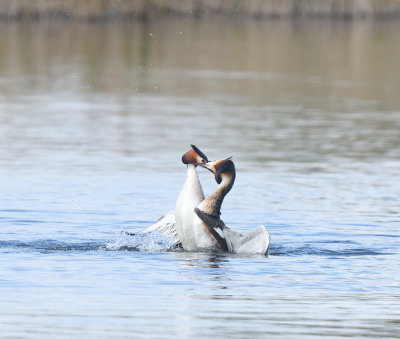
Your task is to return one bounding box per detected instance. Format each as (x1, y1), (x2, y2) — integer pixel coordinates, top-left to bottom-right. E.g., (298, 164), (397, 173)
(1, 20), (400, 338)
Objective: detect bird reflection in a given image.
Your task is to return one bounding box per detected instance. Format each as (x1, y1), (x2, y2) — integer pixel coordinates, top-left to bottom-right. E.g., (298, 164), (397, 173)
(170, 252), (233, 302)
(170, 251), (230, 270)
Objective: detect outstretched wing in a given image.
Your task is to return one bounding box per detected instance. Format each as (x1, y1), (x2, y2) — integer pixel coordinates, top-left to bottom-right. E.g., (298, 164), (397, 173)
(126, 211), (181, 247)
(194, 208), (228, 252)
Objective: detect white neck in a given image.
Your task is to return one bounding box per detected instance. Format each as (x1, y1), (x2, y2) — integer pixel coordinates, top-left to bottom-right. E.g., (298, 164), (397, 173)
(186, 163), (197, 175)
(180, 164), (205, 203)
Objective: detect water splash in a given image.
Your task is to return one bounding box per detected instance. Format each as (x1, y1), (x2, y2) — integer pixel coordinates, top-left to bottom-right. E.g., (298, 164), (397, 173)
(105, 232), (177, 252)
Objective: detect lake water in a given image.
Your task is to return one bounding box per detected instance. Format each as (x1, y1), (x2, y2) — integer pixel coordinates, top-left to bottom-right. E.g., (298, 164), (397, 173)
(0, 20), (399, 338)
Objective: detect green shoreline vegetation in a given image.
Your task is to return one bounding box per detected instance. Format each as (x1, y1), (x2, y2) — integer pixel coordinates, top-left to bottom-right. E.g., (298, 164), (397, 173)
(1, 0), (400, 21)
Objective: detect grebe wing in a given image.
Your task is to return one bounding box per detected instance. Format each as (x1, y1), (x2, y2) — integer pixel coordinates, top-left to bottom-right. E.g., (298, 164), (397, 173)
(194, 208), (228, 252)
(126, 210), (181, 247)
(222, 226), (270, 255)
(194, 208), (270, 254)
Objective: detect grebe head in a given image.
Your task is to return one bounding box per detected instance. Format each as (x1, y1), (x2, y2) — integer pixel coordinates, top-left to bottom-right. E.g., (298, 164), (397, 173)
(182, 144), (209, 166)
(204, 158), (235, 184)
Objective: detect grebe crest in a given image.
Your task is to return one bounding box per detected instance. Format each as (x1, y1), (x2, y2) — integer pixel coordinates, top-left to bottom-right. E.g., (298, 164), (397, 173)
(182, 144), (209, 166)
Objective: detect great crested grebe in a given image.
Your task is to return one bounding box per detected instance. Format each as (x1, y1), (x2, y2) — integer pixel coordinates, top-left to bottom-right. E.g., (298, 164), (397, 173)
(195, 158), (270, 254)
(175, 145), (213, 251)
(134, 145), (208, 248)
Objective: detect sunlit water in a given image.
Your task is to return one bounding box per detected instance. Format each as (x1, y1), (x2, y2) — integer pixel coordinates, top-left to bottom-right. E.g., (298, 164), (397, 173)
(1, 20), (400, 338)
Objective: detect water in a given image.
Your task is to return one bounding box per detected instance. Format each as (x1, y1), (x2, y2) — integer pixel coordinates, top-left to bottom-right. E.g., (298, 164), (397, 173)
(1, 20), (400, 338)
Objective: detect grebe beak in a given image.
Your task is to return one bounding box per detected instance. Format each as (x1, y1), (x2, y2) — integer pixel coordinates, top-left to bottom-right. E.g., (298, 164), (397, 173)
(203, 160), (218, 173)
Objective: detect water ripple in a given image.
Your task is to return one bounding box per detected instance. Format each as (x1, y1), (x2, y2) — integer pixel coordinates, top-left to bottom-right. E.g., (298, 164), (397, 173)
(268, 243), (385, 257)
(0, 240), (105, 252)
(0, 233), (178, 253)
(0, 238), (388, 258)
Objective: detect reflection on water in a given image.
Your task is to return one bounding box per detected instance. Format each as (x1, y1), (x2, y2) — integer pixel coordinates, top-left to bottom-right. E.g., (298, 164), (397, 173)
(0, 20), (399, 338)
(1, 20), (400, 175)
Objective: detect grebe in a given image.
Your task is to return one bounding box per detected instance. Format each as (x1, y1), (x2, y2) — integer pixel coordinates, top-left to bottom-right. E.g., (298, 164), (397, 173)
(134, 145), (208, 248)
(195, 158), (270, 254)
(175, 145), (212, 251)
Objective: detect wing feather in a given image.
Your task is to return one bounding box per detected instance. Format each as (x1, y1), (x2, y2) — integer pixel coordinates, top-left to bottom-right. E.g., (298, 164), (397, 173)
(127, 211), (181, 246)
(194, 208), (228, 252)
